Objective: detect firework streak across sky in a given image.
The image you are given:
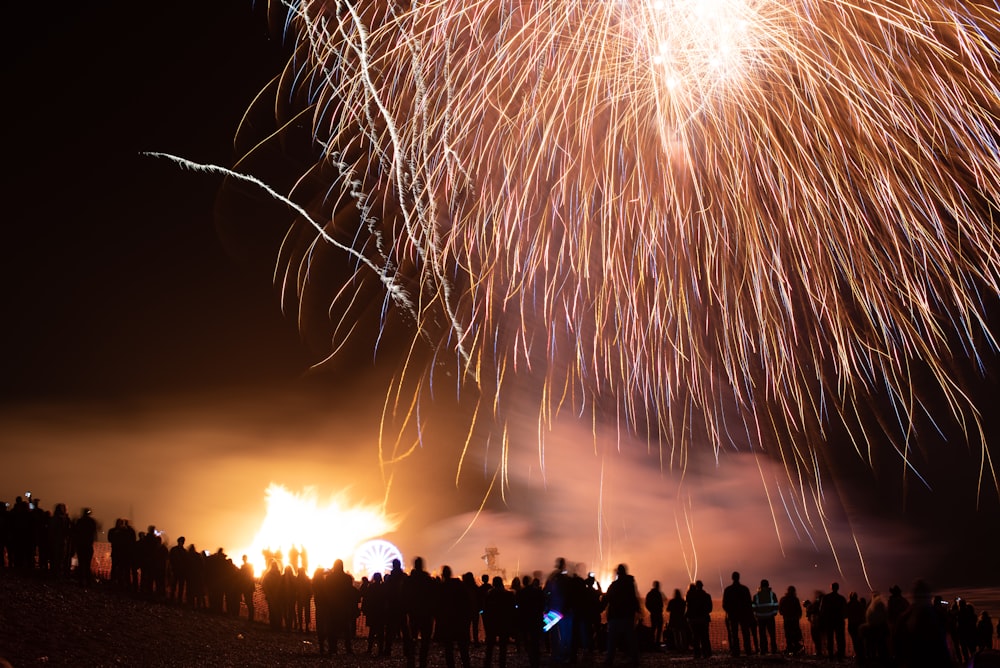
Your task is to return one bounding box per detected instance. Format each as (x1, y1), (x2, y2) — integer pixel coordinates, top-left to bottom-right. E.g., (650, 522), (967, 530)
(230, 0), (1000, 491)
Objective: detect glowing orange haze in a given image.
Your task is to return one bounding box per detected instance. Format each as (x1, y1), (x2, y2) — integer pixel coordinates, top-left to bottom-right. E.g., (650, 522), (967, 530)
(0, 396), (941, 593)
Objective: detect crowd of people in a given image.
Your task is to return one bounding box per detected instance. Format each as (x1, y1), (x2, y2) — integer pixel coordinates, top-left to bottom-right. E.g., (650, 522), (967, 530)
(2, 493), (997, 667)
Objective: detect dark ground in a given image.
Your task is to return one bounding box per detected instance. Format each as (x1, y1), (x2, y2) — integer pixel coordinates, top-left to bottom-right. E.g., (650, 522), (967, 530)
(0, 573), (835, 668)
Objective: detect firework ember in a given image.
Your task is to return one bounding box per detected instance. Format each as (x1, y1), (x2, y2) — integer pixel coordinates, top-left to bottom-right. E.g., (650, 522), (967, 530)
(237, 0), (1000, 490)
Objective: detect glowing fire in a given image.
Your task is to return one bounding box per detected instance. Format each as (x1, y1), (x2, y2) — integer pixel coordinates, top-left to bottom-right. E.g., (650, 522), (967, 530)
(239, 484), (398, 577)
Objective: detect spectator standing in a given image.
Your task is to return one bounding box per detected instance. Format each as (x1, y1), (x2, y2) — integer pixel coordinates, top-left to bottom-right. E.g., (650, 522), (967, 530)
(362, 571), (386, 655)
(483, 575), (516, 668)
(686, 581), (713, 659)
(645, 581), (665, 649)
(403, 557), (436, 668)
(893, 580), (950, 668)
(168, 537), (188, 603)
(437, 565), (473, 668)
(752, 579), (779, 654)
(977, 611), (994, 654)
(382, 558), (408, 658)
(861, 592), (890, 662)
(47, 504), (72, 579)
(778, 585), (804, 655)
(604, 564), (640, 668)
(262, 560), (283, 629)
(846, 591), (867, 659)
(328, 559), (360, 652)
(666, 588), (689, 652)
(516, 575), (545, 668)
(722, 571), (754, 657)
(239, 555), (256, 622)
(820, 582), (847, 659)
(71, 508), (97, 586)
(544, 558), (576, 665)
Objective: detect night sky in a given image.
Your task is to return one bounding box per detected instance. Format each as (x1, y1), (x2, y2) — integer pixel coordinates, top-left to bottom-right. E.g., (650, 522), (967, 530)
(2, 3), (304, 402)
(1, 1), (542, 576)
(3, 2), (999, 593)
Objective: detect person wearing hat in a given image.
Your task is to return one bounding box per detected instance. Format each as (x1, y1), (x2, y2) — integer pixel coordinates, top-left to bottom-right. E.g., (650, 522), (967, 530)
(753, 579), (779, 654)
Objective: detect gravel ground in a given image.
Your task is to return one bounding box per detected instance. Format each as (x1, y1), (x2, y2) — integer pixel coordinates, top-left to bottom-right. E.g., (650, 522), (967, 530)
(0, 573), (873, 668)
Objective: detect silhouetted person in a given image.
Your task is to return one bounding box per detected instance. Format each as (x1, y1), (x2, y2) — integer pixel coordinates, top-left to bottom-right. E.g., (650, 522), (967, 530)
(805, 592), (824, 656)
(135, 530), (150, 593)
(723, 571), (754, 656)
(481, 575), (516, 668)
(224, 557), (242, 618)
(753, 579), (779, 653)
(978, 611), (994, 655)
(958, 598), (979, 663)
(603, 564), (639, 668)
(945, 598), (963, 662)
(31, 500), (52, 574)
(262, 559), (283, 629)
(887, 584), (910, 629)
(47, 504), (72, 579)
(516, 575), (545, 668)
(363, 571), (386, 654)
(145, 530), (168, 598)
(279, 564), (298, 629)
(778, 585), (803, 655)
(437, 565), (473, 668)
(858, 591), (889, 662)
(240, 555), (255, 622)
(31, 500), (51, 574)
(206, 547), (231, 612)
(8, 497), (31, 570)
(819, 582), (847, 659)
(186, 545), (206, 609)
(108, 517), (139, 591)
(666, 588), (689, 652)
(0, 501), (8, 566)
(461, 572), (480, 647)
(893, 580), (950, 667)
(645, 580), (665, 648)
(686, 581), (713, 659)
(168, 537), (188, 603)
(295, 566), (312, 631)
(382, 558), (408, 658)
(71, 507), (97, 586)
(403, 557), (436, 668)
(314, 567), (332, 653)
(579, 572), (604, 655)
(509, 577), (525, 654)
(327, 559), (359, 652)
(475, 573), (490, 645)
(846, 591), (867, 659)
(544, 557), (575, 664)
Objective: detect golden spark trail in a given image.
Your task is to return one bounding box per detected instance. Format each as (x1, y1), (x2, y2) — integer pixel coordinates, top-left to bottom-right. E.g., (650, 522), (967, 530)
(247, 0), (1000, 502)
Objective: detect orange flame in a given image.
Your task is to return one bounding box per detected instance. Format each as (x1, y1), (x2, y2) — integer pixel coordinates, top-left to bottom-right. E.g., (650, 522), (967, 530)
(240, 483), (398, 576)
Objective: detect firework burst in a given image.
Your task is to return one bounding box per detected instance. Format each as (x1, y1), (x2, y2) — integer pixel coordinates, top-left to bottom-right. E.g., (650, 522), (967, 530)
(245, 0), (1000, 493)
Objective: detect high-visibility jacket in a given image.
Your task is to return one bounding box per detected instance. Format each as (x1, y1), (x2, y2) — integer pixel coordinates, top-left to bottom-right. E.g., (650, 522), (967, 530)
(753, 589), (779, 618)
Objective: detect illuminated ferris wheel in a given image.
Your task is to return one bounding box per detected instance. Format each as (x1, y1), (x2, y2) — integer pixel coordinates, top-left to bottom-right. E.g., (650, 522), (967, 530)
(353, 539), (403, 578)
